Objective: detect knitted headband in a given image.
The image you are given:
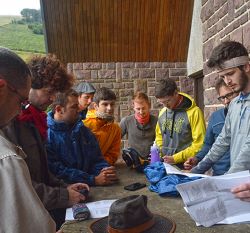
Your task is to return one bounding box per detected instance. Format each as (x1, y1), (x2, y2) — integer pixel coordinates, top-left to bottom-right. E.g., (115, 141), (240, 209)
(217, 56), (249, 72)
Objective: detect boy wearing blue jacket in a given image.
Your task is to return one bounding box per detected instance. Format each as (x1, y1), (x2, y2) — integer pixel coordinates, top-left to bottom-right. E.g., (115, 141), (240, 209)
(47, 89), (118, 186)
(184, 79), (238, 175)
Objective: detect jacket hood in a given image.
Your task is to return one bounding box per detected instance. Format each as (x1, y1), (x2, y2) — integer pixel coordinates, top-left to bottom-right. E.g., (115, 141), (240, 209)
(85, 109), (97, 119)
(158, 92), (196, 117)
(175, 92), (195, 111)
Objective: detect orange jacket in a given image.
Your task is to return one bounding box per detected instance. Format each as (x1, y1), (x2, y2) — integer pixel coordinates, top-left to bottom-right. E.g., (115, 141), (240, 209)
(83, 110), (121, 165)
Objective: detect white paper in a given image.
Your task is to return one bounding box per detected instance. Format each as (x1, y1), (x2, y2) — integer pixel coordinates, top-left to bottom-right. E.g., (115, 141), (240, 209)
(65, 199), (117, 220)
(177, 171), (250, 227)
(163, 162), (208, 178)
(184, 207), (250, 226)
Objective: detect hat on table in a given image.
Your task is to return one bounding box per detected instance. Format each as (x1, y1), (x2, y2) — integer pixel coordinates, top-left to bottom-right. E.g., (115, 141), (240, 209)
(74, 82), (96, 94)
(89, 195), (176, 233)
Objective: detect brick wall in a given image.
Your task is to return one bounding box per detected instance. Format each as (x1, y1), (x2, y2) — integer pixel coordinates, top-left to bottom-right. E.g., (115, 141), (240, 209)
(67, 62), (189, 121)
(201, 0), (250, 120)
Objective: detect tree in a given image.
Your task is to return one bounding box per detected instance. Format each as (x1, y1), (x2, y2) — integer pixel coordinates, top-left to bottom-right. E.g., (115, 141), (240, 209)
(20, 8), (41, 23)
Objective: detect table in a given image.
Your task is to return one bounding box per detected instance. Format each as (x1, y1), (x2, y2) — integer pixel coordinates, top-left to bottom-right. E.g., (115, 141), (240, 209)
(61, 164), (250, 233)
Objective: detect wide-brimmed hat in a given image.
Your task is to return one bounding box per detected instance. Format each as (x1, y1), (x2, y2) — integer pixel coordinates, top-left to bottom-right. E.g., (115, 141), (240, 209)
(74, 82), (96, 94)
(89, 195), (176, 233)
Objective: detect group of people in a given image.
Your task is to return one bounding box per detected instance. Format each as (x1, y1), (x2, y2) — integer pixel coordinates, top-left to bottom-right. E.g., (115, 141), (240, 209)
(1, 40), (250, 233)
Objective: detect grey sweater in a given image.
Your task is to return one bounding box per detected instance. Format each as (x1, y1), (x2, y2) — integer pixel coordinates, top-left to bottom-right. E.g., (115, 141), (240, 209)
(192, 93), (250, 174)
(120, 114), (158, 158)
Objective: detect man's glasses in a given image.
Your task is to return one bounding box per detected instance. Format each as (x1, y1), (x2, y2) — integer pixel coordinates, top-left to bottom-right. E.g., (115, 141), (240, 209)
(7, 83), (30, 109)
(217, 92), (235, 102)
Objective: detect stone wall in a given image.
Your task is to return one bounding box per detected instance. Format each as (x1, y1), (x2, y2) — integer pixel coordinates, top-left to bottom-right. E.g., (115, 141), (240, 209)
(201, 0), (250, 120)
(67, 62), (188, 121)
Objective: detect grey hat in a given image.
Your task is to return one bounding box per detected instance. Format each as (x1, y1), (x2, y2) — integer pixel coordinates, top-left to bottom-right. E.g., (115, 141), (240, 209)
(74, 82), (96, 94)
(89, 195), (176, 233)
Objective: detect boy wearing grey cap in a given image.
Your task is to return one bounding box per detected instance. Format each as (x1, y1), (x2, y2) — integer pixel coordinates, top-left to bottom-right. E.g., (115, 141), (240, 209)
(74, 82), (96, 120)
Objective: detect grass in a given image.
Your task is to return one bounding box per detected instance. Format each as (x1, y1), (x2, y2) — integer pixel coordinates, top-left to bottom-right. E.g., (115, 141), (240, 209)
(0, 15), (46, 60)
(0, 15), (21, 26)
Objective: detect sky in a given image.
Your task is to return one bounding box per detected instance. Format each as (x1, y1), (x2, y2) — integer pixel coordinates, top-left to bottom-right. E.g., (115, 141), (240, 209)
(0, 0), (40, 16)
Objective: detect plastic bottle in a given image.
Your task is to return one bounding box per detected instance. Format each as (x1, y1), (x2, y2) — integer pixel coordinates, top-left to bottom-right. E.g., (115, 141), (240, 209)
(150, 143), (160, 164)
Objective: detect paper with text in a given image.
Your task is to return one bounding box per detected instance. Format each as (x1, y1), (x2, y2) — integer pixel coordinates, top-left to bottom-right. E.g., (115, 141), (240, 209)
(177, 171), (250, 227)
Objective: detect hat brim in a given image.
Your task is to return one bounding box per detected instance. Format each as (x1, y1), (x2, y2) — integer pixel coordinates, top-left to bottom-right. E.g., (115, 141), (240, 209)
(89, 214), (176, 233)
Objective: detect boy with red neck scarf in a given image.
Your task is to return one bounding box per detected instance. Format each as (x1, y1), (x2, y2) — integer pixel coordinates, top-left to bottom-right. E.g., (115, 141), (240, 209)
(120, 92), (158, 159)
(155, 78), (206, 169)
(3, 54), (89, 231)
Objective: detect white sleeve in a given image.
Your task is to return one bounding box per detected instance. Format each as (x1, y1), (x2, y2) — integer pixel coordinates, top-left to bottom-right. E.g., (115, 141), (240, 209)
(0, 155), (56, 233)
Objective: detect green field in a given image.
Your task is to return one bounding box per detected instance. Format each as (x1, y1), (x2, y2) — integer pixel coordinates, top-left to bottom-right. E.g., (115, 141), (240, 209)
(0, 15), (45, 60)
(0, 15), (21, 26)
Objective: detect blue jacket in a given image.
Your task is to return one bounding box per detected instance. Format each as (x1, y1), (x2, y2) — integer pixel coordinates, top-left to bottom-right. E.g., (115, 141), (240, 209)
(46, 111), (109, 185)
(144, 162), (201, 196)
(195, 108), (230, 175)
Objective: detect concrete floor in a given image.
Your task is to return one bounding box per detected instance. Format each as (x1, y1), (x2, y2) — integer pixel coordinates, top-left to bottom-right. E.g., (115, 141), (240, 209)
(61, 164), (250, 233)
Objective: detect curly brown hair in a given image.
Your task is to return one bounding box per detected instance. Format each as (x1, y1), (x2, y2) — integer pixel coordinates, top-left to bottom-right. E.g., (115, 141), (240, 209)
(27, 54), (75, 92)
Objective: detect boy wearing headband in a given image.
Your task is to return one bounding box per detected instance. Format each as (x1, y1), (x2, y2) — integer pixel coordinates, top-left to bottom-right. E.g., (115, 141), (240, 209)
(191, 41), (250, 174)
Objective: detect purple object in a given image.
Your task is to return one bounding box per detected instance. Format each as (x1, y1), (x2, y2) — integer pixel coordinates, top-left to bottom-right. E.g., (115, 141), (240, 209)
(150, 144), (160, 164)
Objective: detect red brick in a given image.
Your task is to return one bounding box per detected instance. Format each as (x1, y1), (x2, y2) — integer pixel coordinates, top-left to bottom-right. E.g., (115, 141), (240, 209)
(227, 0), (235, 23)
(203, 73), (219, 89)
(122, 69), (129, 79)
(155, 69), (169, 80)
(217, 3), (228, 19)
(207, 14), (219, 28)
(243, 21), (250, 52)
(125, 82), (134, 89)
(201, 0), (214, 22)
(73, 63), (83, 70)
(74, 70), (91, 80)
(207, 25), (217, 38)
(106, 62), (116, 69)
(204, 88), (218, 105)
(214, 0), (227, 11)
(169, 68), (187, 76)
(139, 69), (155, 79)
(230, 28), (243, 43)
(150, 62), (162, 68)
(238, 13), (248, 25)
(98, 70), (116, 79)
(175, 62), (187, 68)
(162, 62), (175, 68)
(83, 63), (102, 70)
(235, 5), (247, 18)
(121, 62), (135, 68)
(135, 62), (150, 68)
(203, 38), (215, 63)
(100, 83), (113, 89)
(129, 69), (139, 79)
(234, 0), (245, 10)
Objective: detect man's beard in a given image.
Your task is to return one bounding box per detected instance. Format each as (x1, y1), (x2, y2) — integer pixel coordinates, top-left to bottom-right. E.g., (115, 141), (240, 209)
(234, 70), (249, 92)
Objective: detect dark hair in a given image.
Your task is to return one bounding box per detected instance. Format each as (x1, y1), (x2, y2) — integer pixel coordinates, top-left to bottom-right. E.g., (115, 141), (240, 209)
(51, 89), (78, 113)
(207, 41), (248, 69)
(28, 54), (75, 91)
(155, 78), (177, 98)
(132, 91), (150, 105)
(215, 78), (228, 93)
(93, 87), (116, 104)
(0, 47), (31, 88)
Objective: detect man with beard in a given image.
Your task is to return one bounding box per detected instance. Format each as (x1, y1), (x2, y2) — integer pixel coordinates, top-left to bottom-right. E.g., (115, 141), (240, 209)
(191, 41), (250, 174)
(46, 90), (117, 186)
